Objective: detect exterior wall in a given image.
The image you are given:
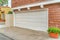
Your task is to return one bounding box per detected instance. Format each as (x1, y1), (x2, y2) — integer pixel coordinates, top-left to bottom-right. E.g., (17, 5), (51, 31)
(44, 3), (60, 28)
(30, 6), (41, 10)
(0, 7), (11, 20)
(12, 0), (60, 28)
(12, 0), (46, 8)
(5, 14), (13, 27)
(1, 7), (11, 14)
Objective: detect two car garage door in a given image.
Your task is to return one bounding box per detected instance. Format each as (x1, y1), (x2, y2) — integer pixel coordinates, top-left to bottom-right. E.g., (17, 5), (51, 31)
(14, 9), (48, 31)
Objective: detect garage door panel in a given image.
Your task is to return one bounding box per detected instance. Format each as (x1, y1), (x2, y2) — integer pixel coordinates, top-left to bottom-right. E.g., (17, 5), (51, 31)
(15, 23), (47, 27)
(15, 20), (47, 23)
(14, 9), (48, 31)
(15, 13), (47, 17)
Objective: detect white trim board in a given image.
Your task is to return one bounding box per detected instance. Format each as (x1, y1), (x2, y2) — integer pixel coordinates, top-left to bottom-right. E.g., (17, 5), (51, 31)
(12, 0), (60, 10)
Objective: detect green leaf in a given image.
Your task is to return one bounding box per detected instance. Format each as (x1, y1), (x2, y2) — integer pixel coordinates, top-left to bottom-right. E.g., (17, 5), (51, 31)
(0, 0), (8, 6)
(48, 27), (60, 34)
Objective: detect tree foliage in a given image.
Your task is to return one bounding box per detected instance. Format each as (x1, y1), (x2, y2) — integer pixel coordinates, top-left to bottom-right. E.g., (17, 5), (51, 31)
(0, 0), (8, 6)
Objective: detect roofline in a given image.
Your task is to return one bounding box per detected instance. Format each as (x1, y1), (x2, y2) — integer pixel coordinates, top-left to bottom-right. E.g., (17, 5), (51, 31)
(12, 0), (60, 10)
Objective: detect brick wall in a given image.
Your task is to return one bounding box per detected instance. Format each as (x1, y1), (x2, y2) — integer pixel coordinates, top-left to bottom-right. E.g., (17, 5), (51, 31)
(12, 0), (60, 28)
(44, 3), (60, 28)
(12, 0), (45, 8)
(30, 6), (41, 10)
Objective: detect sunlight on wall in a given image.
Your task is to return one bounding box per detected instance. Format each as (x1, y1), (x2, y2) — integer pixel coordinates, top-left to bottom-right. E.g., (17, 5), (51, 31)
(0, 6), (11, 21)
(1, 7), (11, 14)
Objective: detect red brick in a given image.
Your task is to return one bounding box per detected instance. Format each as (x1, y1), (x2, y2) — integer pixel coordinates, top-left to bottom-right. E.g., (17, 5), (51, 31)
(12, 0), (46, 8)
(44, 3), (60, 28)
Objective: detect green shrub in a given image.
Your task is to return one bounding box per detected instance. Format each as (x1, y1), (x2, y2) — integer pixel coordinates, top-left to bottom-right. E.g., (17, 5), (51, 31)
(8, 11), (13, 14)
(48, 27), (60, 34)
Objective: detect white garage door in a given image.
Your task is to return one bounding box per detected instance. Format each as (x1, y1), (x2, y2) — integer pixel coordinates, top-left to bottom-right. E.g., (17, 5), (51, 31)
(14, 9), (48, 31)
